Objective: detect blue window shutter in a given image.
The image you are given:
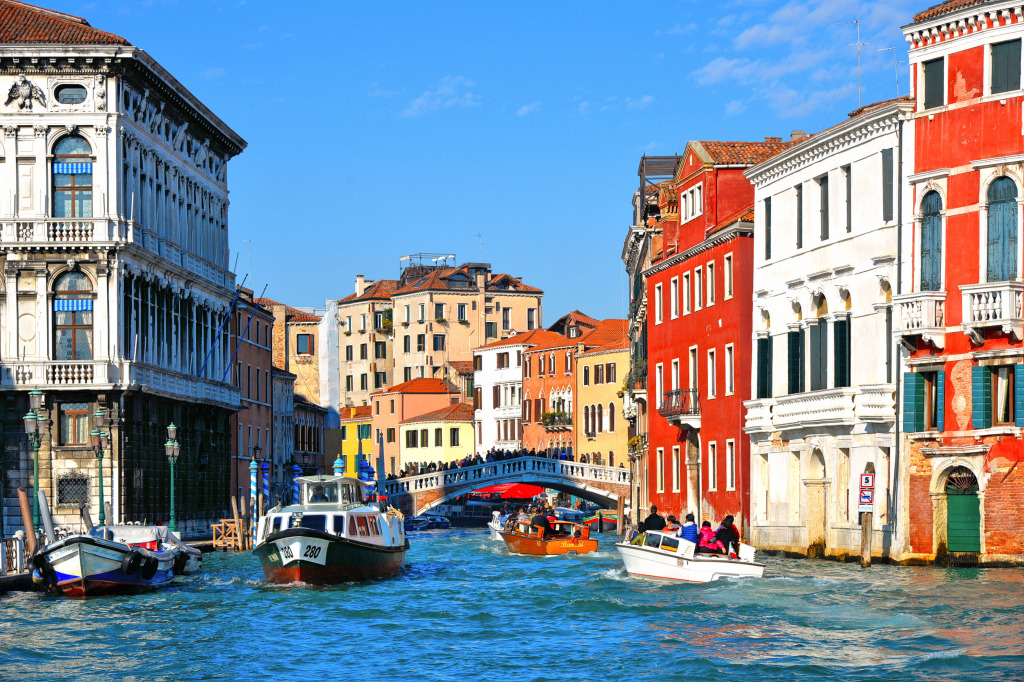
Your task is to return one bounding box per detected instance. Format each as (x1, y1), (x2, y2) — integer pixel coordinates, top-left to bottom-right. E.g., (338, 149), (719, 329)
(972, 365), (992, 429)
(1015, 365), (1024, 427)
(936, 370), (945, 431)
(903, 372), (922, 433)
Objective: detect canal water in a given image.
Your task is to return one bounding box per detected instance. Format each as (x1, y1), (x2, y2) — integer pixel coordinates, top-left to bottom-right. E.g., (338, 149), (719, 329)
(1, 529), (1021, 680)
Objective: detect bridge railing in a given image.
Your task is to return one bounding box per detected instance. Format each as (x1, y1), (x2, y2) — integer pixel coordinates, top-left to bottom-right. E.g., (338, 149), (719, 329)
(381, 455), (631, 497)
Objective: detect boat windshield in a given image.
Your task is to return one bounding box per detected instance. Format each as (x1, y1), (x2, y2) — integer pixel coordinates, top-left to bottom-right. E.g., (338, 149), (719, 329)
(305, 481), (340, 503)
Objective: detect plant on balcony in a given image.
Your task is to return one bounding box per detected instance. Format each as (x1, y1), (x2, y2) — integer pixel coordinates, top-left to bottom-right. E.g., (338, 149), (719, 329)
(541, 411), (572, 426)
(627, 435), (641, 450)
(457, 318), (469, 324)
(435, 317), (446, 324)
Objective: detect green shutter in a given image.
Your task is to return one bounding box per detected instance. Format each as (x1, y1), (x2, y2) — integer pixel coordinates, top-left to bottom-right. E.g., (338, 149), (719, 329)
(903, 372), (923, 433)
(936, 370), (945, 431)
(787, 331), (802, 394)
(1015, 365), (1024, 427)
(757, 337), (773, 399)
(972, 365), (992, 429)
(833, 318), (850, 388)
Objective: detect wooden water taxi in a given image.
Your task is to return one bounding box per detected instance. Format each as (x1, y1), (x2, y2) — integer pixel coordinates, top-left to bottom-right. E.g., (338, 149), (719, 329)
(253, 475), (407, 584)
(615, 530), (765, 583)
(499, 520), (599, 556)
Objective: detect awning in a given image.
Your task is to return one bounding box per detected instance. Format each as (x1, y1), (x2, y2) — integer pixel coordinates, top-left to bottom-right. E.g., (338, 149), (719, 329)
(53, 162), (93, 174)
(53, 299), (93, 311)
(472, 483), (544, 499)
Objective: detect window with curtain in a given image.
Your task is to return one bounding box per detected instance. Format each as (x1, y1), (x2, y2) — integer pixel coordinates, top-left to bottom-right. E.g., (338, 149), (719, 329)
(52, 136), (93, 218)
(59, 402), (90, 445)
(53, 272), (93, 360)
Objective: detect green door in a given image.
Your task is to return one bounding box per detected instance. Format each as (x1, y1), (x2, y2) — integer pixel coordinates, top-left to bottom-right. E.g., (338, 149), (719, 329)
(947, 495), (981, 552)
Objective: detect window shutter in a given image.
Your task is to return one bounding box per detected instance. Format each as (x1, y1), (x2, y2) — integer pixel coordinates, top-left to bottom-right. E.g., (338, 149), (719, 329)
(1015, 365), (1024, 427)
(903, 372), (923, 433)
(492, 385), (500, 408)
(757, 337), (772, 399)
(971, 365), (992, 429)
(881, 148), (894, 222)
(833, 318), (850, 388)
(787, 331), (801, 395)
(936, 370), (945, 431)
(810, 321), (827, 391)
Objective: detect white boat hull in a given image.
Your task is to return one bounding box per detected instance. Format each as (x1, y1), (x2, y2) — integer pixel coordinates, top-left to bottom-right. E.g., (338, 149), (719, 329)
(616, 542), (765, 583)
(37, 535), (177, 596)
(487, 520), (503, 540)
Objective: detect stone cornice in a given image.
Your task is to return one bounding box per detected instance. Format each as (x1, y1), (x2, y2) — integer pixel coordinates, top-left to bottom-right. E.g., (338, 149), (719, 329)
(745, 100), (913, 188)
(641, 223), (752, 277)
(903, 3), (1023, 50)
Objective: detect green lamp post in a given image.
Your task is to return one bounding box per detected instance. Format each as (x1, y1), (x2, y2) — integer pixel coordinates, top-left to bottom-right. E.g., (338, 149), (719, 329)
(90, 407), (110, 527)
(164, 422), (180, 534)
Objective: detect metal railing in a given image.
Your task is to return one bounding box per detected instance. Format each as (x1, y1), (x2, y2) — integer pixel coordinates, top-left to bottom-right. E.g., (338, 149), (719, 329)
(0, 535), (26, 576)
(659, 388), (700, 418)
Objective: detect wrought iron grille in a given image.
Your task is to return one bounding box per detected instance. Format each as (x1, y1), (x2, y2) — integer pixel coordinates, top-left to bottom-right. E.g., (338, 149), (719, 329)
(945, 467), (979, 494)
(57, 473), (90, 506)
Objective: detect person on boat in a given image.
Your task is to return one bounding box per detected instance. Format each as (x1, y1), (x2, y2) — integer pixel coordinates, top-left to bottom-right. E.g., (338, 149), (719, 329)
(530, 508), (552, 537)
(715, 515), (741, 558)
(678, 513), (700, 544)
(697, 521), (725, 554)
(663, 515), (680, 532)
(310, 485), (329, 503)
(643, 505), (666, 532)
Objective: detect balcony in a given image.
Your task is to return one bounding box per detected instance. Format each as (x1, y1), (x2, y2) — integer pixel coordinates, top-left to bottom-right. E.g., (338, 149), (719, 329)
(961, 281), (1024, 344)
(893, 290), (946, 349)
(1, 218), (115, 244)
(541, 412), (572, 431)
(658, 388), (701, 430)
(744, 385), (895, 434)
(2, 360), (115, 388)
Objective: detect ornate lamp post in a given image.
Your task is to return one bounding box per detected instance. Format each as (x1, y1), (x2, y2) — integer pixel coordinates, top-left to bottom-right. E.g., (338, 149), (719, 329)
(164, 422), (180, 533)
(90, 407), (111, 527)
(23, 389), (47, 532)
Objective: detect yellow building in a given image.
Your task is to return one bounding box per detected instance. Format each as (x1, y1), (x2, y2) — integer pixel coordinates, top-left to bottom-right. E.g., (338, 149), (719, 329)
(337, 406), (373, 476)
(397, 403), (475, 473)
(573, 320), (630, 468)
(392, 261), (543, 384)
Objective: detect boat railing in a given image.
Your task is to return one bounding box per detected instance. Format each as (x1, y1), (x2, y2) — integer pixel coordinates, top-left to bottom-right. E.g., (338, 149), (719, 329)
(382, 455), (632, 496)
(0, 533), (27, 576)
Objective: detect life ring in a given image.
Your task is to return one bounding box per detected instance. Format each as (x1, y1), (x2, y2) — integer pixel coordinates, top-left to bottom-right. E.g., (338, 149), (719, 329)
(31, 553), (57, 588)
(120, 551), (142, 576)
(139, 556), (158, 580)
(172, 552), (189, 575)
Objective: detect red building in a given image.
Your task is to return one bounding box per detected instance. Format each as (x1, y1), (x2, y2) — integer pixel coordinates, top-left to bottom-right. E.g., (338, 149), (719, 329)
(894, 0), (1024, 564)
(645, 140), (792, 530)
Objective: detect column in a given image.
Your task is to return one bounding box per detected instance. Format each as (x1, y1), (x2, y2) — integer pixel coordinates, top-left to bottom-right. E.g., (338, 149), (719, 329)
(4, 263), (17, 361)
(35, 267), (48, 360)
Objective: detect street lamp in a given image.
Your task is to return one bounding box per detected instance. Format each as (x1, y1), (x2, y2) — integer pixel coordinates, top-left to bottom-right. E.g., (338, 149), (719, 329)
(91, 407), (110, 527)
(164, 423), (180, 533)
(23, 389), (47, 533)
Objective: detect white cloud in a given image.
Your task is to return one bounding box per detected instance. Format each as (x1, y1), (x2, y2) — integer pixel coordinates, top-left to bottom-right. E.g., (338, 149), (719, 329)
(627, 95), (654, 110)
(516, 101), (541, 116)
(401, 76), (481, 117)
(725, 99), (747, 116)
(201, 67), (226, 79)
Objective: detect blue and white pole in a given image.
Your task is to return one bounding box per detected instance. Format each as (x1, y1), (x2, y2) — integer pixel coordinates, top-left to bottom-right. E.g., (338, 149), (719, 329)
(333, 455), (344, 477)
(249, 458), (258, 544)
(262, 461), (270, 505)
(292, 464), (302, 504)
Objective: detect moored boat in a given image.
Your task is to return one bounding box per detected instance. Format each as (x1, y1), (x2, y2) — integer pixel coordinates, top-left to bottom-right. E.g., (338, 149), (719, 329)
(33, 525), (194, 597)
(499, 520), (599, 556)
(253, 475), (408, 584)
(615, 530), (765, 583)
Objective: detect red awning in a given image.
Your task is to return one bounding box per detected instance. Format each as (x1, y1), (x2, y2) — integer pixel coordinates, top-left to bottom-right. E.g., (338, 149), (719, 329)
(472, 483), (544, 499)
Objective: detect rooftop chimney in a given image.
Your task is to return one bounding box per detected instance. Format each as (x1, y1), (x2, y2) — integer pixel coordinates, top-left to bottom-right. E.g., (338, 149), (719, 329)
(791, 130), (806, 140)
(765, 136), (782, 143)
(355, 274), (366, 297)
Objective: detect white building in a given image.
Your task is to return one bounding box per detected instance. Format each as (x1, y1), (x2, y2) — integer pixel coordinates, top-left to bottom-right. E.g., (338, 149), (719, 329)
(0, 3), (245, 537)
(472, 329), (559, 453)
(742, 98), (915, 558)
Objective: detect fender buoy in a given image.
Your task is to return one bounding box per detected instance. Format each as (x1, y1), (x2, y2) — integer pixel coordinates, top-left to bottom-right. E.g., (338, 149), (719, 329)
(139, 556), (158, 580)
(121, 551), (142, 576)
(172, 552), (189, 575)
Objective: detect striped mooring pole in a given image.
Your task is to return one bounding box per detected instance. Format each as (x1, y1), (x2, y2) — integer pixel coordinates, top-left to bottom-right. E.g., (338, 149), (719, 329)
(249, 458), (258, 544)
(292, 464), (302, 504)
(262, 461), (270, 506)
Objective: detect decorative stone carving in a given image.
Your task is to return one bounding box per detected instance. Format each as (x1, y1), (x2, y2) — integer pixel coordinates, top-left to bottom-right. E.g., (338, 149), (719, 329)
(95, 75), (106, 111)
(5, 74), (45, 110)
(2, 125), (16, 136)
(65, 124), (77, 136)
(33, 125), (47, 137)
(66, 258), (77, 271)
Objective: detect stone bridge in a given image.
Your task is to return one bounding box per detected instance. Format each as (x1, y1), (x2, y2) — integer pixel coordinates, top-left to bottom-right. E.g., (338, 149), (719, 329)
(381, 456), (632, 517)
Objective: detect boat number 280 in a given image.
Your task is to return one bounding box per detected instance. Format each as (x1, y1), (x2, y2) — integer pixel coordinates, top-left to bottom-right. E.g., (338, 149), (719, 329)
(302, 545), (321, 559)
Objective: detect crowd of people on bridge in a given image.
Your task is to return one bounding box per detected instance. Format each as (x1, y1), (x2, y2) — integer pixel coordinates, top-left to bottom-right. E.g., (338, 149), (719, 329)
(638, 505), (742, 558)
(385, 447), (626, 480)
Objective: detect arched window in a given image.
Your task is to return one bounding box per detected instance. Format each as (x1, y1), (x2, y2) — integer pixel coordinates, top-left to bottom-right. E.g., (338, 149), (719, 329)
(608, 403), (615, 432)
(597, 404), (604, 433)
(583, 406), (590, 433)
(52, 136), (93, 218)
(920, 191), (943, 291)
(53, 272), (93, 360)
(987, 177), (1018, 282)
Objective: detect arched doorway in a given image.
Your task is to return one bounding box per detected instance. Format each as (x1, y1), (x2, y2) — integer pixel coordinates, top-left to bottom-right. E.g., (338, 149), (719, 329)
(945, 467), (980, 553)
(805, 449), (827, 557)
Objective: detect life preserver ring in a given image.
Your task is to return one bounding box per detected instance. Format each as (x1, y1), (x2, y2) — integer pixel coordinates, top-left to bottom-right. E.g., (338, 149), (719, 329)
(139, 555), (158, 580)
(121, 551), (142, 576)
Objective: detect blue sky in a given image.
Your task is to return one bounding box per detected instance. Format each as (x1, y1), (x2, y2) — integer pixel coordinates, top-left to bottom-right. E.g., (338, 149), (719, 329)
(55, 0), (921, 320)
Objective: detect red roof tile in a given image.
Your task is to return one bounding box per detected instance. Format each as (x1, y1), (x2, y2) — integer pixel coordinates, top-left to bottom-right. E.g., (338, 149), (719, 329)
(698, 140), (797, 166)
(707, 204), (755, 236)
(476, 328), (563, 351)
(913, 0), (989, 21)
(577, 319), (629, 354)
(339, 406), (372, 422)
(0, 1), (130, 44)
(256, 298), (322, 323)
(445, 360), (475, 375)
(393, 265), (542, 296)
(338, 279), (399, 304)
(402, 402), (474, 424)
(372, 377), (458, 396)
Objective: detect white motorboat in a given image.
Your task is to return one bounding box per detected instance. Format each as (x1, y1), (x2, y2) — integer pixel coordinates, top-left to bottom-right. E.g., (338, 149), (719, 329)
(615, 530), (765, 583)
(487, 511), (506, 540)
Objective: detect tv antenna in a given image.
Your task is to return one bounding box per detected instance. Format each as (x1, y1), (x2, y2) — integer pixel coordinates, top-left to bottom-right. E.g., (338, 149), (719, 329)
(473, 233), (485, 260)
(837, 20), (870, 107)
(878, 46), (906, 97)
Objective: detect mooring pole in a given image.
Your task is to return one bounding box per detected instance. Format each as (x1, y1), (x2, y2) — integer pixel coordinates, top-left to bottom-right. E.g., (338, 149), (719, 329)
(616, 496), (625, 536)
(861, 512), (873, 568)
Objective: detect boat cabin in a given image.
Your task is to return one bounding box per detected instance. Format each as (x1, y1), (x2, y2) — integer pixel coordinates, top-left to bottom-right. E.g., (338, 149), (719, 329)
(298, 476), (365, 506)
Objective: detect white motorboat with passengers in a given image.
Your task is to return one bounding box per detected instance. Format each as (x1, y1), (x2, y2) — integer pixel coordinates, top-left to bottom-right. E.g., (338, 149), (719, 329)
(616, 529), (765, 583)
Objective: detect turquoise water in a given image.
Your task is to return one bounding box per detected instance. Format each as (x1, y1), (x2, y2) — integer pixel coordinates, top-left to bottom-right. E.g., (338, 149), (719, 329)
(1, 529), (1022, 681)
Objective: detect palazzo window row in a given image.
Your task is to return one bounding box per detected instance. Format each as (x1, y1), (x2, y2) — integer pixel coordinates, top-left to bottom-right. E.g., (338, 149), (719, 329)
(120, 271), (231, 382)
(120, 132), (228, 268)
(754, 315), (852, 400)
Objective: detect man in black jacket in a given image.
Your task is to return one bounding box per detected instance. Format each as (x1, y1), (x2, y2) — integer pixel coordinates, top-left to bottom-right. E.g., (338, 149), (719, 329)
(643, 505), (666, 532)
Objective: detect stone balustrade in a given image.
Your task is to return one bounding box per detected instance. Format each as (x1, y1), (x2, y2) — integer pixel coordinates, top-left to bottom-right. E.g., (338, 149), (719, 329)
(961, 281), (1024, 342)
(745, 386), (896, 433)
(893, 290), (946, 348)
(855, 384), (897, 422)
(743, 399), (775, 432)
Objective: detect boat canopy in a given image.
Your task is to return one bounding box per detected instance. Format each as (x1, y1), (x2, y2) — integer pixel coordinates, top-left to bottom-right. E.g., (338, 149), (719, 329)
(297, 475), (366, 505)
